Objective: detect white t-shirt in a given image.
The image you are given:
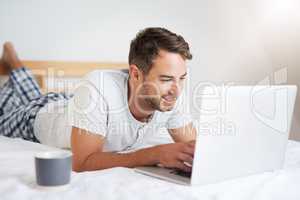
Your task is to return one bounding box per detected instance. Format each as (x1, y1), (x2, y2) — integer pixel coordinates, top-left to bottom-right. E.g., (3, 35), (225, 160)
(34, 69), (192, 151)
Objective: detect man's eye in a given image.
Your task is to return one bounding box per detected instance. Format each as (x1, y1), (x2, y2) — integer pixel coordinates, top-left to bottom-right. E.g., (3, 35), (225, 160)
(161, 79), (172, 82)
(180, 77), (186, 80)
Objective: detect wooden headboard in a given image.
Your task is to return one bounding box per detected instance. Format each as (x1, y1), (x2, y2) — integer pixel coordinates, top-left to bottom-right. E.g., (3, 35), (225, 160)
(22, 60), (128, 93)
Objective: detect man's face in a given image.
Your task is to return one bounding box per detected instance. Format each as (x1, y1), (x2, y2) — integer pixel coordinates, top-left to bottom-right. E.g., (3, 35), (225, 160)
(138, 50), (187, 112)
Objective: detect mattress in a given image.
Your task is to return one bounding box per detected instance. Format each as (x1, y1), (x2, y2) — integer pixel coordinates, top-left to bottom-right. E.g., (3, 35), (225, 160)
(0, 136), (300, 200)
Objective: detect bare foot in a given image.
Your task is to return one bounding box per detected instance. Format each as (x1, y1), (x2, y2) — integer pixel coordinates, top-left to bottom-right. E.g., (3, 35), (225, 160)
(2, 42), (23, 70)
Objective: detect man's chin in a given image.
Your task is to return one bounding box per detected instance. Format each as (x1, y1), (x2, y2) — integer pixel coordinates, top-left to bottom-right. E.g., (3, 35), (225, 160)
(146, 98), (175, 112)
(160, 108), (173, 112)
(157, 104), (175, 112)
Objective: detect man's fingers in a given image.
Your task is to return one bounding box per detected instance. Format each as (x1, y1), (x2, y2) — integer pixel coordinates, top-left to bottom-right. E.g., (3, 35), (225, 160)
(182, 145), (195, 156)
(174, 161), (192, 172)
(177, 153), (193, 165)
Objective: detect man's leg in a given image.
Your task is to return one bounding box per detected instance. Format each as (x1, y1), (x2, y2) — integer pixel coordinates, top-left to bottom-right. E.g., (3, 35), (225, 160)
(0, 88), (68, 142)
(0, 42), (43, 114)
(0, 42), (41, 141)
(0, 42), (69, 142)
(2, 42), (42, 103)
(0, 70), (42, 142)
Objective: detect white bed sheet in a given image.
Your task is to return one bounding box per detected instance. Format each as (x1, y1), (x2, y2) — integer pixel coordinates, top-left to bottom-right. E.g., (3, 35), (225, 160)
(0, 136), (300, 200)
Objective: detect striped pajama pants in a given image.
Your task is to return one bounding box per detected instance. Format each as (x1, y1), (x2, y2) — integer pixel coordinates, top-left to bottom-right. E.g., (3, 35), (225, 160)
(0, 67), (71, 142)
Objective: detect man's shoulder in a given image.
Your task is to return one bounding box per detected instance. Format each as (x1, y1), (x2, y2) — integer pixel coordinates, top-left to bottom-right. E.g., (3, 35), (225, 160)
(82, 69), (128, 91)
(79, 69), (128, 108)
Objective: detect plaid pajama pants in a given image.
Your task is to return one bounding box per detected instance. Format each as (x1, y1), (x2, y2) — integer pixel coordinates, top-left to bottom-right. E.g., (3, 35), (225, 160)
(0, 67), (71, 142)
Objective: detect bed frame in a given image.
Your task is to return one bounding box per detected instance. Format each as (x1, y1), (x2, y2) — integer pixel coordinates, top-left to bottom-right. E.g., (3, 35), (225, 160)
(20, 60), (128, 93)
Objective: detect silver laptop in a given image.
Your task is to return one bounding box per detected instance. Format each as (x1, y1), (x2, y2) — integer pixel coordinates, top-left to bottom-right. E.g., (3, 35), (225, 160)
(135, 85), (297, 185)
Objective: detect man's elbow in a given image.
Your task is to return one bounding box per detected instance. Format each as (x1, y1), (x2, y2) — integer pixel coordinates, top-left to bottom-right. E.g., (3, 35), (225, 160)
(72, 157), (85, 172)
(72, 164), (82, 173)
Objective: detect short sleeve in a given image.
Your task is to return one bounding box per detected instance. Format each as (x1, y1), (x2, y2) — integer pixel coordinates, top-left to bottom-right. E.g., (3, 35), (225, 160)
(165, 94), (193, 129)
(67, 79), (108, 136)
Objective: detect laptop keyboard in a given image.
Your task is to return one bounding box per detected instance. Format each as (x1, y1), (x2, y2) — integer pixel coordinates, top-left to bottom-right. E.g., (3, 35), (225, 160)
(170, 169), (192, 178)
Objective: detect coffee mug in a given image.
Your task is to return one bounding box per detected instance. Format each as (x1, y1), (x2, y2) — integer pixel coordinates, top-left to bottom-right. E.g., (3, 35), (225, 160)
(35, 151), (72, 186)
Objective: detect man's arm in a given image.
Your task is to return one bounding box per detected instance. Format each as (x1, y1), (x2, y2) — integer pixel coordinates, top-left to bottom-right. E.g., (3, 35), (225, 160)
(71, 127), (194, 172)
(168, 122), (197, 143)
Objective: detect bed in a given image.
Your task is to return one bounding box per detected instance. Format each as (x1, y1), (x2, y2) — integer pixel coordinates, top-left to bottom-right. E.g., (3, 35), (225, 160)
(1, 61), (300, 199)
(0, 135), (300, 200)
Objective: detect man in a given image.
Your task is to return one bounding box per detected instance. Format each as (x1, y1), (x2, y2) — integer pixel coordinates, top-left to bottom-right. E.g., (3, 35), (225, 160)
(0, 27), (197, 173)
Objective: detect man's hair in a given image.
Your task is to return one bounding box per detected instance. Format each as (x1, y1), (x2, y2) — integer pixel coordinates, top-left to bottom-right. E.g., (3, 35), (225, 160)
(128, 27), (192, 74)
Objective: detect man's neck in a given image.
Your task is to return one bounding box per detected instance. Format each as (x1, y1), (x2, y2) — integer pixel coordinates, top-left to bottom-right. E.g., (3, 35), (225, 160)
(128, 80), (154, 123)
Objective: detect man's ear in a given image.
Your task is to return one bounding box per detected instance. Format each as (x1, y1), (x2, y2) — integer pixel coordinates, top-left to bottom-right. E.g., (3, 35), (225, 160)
(129, 64), (142, 81)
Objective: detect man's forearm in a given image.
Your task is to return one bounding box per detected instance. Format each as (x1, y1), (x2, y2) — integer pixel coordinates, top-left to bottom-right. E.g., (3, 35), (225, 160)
(78, 145), (160, 172)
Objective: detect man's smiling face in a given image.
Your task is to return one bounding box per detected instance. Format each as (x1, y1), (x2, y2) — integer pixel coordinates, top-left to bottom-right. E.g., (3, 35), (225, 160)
(138, 50), (187, 112)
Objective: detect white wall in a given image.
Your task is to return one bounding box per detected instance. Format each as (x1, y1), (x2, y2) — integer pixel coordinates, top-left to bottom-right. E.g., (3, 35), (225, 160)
(1, 0), (300, 140)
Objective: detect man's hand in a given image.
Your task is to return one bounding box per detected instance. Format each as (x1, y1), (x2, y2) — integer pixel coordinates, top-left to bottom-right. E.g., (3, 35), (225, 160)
(155, 141), (195, 172)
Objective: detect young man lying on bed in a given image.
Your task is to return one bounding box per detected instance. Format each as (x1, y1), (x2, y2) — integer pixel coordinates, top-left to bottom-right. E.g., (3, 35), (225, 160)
(0, 27), (196, 173)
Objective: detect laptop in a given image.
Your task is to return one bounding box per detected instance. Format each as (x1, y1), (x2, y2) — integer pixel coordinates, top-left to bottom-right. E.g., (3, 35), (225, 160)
(135, 85), (297, 185)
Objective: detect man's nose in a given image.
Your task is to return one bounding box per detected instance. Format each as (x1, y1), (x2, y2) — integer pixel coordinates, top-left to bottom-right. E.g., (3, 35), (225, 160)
(169, 81), (180, 97)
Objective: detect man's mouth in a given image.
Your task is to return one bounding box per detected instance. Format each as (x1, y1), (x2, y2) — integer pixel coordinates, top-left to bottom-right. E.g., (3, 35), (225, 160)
(162, 96), (177, 103)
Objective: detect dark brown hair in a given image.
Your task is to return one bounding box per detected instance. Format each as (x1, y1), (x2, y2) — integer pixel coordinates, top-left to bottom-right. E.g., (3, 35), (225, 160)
(128, 27), (192, 74)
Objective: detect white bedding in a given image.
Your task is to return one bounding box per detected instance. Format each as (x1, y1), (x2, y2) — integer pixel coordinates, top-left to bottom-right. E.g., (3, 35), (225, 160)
(0, 136), (300, 200)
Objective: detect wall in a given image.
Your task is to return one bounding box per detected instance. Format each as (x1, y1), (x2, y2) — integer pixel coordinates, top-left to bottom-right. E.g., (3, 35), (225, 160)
(1, 0), (300, 140)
